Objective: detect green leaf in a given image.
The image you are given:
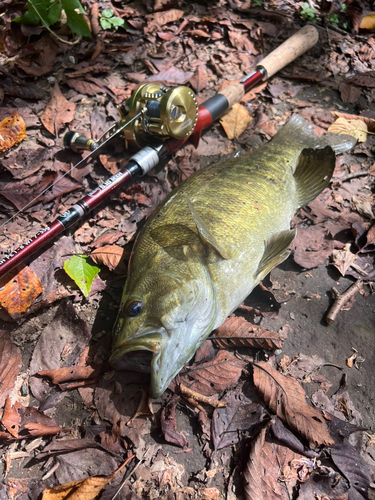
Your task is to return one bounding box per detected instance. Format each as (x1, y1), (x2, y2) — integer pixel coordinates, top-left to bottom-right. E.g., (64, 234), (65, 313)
(101, 8), (114, 18)
(65, 8), (91, 36)
(62, 0), (85, 14)
(28, 0), (50, 25)
(63, 255), (100, 297)
(47, 1), (62, 25)
(109, 17), (124, 28)
(100, 17), (112, 30)
(13, 10), (40, 25)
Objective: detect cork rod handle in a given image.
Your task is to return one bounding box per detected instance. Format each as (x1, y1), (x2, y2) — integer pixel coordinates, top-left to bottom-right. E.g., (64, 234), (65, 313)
(257, 25), (319, 79)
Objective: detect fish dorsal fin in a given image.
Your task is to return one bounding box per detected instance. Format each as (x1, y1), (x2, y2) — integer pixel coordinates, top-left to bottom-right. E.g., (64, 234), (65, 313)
(294, 146), (335, 208)
(271, 114), (356, 154)
(255, 229), (296, 282)
(182, 192), (230, 260)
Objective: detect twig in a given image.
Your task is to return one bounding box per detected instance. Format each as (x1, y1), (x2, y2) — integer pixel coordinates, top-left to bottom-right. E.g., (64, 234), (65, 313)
(340, 171), (372, 182)
(179, 383), (227, 408)
(110, 453), (141, 500)
(325, 279), (363, 325)
(41, 460), (60, 480)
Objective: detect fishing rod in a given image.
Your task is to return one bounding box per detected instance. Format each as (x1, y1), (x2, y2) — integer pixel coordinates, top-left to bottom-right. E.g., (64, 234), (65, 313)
(0, 25), (319, 280)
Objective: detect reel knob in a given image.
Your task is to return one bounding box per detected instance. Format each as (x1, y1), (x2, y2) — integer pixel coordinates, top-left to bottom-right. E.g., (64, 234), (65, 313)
(63, 131), (97, 152)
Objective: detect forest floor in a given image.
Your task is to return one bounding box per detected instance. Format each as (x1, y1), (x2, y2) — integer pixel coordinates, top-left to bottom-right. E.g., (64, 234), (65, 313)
(0, 0), (375, 499)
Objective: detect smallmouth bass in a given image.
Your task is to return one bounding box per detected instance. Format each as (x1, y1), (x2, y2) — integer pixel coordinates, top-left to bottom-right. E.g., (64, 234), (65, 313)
(110, 114), (355, 398)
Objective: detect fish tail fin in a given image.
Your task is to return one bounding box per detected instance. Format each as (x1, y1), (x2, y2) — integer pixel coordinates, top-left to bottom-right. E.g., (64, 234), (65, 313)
(294, 146), (335, 207)
(271, 114), (357, 154)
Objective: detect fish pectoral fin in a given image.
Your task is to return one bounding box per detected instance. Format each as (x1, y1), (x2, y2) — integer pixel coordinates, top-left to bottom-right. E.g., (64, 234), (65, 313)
(182, 191), (230, 260)
(255, 229), (296, 282)
(294, 147), (336, 208)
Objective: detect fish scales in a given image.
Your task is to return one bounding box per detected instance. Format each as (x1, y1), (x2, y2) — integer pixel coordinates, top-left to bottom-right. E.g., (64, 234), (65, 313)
(110, 114), (356, 398)
(132, 154), (295, 315)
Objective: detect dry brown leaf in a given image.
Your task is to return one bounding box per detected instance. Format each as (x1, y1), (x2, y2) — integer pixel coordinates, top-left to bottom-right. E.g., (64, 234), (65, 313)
(331, 111), (375, 132)
(0, 112), (26, 151)
(360, 13), (375, 29)
(189, 66), (208, 93)
(327, 117), (367, 142)
(243, 427), (300, 500)
(228, 30), (259, 54)
(212, 316), (283, 350)
(200, 488), (220, 500)
(41, 456), (133, 500)
(24, 423), (63, 436)
(241, 81), (268, 103)
(243, 427), (266, 500)
(90, 245), (125, 272)
(147, 9), (184, 26)
(38, 365), (101, 387)
(177, 350), (245, 397)
(0, 267), (44, 319)
(220, 103), (253, 140)
(331, 243), (358, 276)
(352, 194), (375, 219)
(253, 362), (334, 447)
(1, 398), (21, 438)
(66, 79), (105, 96)
(339, 82), (362, 104)
(40, 82), (76, 136)
(0, 332), (22, 408)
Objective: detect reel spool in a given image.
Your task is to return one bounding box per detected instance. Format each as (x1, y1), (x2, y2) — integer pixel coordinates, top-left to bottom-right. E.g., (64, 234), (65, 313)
(64, 83), (198, 153)
(119, 83), (198, 149)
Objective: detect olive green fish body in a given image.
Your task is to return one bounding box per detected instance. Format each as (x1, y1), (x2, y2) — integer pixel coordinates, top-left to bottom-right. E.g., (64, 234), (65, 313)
(110, 115), (356, 398)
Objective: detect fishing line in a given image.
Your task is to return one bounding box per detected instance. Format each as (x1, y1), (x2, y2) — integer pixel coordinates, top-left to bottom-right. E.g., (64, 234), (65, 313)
(0, 112), (142, 230)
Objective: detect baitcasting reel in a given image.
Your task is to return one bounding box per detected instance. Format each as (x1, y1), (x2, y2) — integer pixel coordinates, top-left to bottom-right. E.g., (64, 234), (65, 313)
(64, 83), (199, 153)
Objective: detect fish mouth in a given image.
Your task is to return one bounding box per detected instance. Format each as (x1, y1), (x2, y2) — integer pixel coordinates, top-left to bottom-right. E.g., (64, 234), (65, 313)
(109, 325), (164, 374)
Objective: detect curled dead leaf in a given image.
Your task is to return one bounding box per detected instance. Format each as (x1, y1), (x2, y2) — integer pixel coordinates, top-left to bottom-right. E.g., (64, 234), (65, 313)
(38, 365), (101, 387)
(0, 112), (26, 151)
(327, 117), (367, 142)
(331, 243), (357, 276)
(1, 398), (21, 438)
(346, 352), (357, 368)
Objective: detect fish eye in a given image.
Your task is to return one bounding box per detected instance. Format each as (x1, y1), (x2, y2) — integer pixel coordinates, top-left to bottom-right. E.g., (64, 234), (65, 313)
(126, 300), (143, 317)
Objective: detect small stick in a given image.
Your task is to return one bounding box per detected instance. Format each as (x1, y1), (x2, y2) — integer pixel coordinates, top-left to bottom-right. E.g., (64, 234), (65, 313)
(340, 171), (372, 182)
(325, 279), (363, 325)
(178, 383), (227, 408)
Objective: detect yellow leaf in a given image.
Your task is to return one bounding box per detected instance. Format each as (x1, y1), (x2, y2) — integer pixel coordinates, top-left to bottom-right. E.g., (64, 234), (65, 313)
(41, 476), (112, 500)
(41, 456), (134, 500)
(327, 117), (367, 142)
(360, 14), (375, 30)
(0, 266), (43, 319)
(219, 103), (253, 140)
(0, 112), (26, 151)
